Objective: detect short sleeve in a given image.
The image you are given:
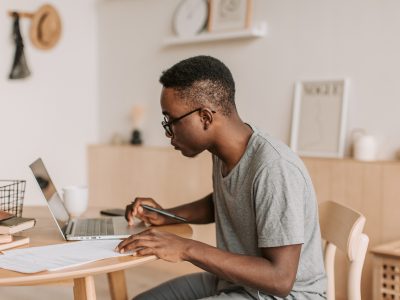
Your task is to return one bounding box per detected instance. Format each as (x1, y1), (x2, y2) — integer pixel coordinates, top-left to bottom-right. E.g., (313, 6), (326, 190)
(254, 159), (307, 248)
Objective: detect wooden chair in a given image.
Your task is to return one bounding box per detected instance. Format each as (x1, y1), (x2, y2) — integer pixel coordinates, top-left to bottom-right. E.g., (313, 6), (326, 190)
(319, 201), (369, 300)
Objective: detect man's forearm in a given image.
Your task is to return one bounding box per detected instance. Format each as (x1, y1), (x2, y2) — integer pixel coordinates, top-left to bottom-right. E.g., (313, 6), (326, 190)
(168, 193), (214, 224)
(182, 240), (298, 298)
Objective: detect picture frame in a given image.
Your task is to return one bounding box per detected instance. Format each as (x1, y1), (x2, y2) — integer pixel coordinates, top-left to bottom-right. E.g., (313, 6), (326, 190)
(207, 0), (253, 32)
(290, 79), (349, 158)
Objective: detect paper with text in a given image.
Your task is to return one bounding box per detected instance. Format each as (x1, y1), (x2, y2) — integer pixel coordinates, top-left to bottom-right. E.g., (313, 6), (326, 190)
(0, 240), (137, 273)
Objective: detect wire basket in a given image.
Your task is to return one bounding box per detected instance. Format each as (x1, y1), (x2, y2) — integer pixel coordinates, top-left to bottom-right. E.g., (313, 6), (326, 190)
(0, 180), (26, 217)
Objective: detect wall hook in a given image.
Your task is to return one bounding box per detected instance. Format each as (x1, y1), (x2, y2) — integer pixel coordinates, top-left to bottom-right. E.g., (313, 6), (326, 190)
(8, 4), (62, 50)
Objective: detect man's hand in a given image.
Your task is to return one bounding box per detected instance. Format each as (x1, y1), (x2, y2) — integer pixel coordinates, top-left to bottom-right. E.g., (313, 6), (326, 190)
(115, 228), (192, 262)
(115, 224), (301, 297)
(125, 197), (168, 226)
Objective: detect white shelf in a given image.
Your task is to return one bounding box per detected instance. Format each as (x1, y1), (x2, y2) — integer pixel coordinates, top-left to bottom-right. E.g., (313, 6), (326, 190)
(163, 21), (267, 46)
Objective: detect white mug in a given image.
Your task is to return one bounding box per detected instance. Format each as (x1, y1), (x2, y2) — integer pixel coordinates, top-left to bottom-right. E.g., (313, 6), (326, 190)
(62, 186), (88, 217)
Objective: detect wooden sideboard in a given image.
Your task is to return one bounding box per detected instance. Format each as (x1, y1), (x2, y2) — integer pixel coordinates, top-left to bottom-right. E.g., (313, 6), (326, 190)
(87, 145), (212, 208)
(303, 157), (400, 300)
(88, 145), (400, 300)
(87, 145), (214, 246)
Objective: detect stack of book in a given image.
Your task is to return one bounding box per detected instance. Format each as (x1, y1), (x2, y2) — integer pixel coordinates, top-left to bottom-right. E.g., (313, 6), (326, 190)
(0, 210), (35, 251)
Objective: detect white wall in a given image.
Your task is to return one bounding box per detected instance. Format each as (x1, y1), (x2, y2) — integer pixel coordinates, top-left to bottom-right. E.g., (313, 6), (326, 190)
(2, 0), (399, 207)
(0, 0), (98, 206)
(98, 0), (400, 160)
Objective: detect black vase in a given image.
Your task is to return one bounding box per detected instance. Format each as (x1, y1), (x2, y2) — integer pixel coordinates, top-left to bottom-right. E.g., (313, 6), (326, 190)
(130, 129), (142, 145)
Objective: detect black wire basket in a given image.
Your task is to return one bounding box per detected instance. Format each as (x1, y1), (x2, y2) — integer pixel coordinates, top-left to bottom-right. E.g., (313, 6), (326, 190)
(0, 180), (26, 217)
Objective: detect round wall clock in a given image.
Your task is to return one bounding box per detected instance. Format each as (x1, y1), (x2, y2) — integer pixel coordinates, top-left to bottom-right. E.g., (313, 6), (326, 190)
(173, 0), (208, 37)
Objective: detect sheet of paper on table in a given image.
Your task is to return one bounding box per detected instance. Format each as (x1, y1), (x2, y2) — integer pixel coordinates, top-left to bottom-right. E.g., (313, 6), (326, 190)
(0, 240), (138, 273)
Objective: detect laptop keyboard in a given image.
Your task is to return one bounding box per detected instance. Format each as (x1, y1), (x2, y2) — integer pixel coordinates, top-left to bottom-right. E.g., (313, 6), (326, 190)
(74, 218), (114, 236)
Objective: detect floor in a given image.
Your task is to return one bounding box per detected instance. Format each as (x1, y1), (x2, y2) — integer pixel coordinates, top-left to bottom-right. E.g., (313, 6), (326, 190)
(0, 260), (202, 300)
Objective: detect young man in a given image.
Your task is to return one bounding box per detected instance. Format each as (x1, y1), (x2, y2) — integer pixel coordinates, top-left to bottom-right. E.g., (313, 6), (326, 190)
(117, 56), (327, 299)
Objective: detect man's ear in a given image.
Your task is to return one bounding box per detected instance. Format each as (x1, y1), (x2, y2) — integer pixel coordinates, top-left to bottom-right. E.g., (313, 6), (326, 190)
(200, 108), (214, 130)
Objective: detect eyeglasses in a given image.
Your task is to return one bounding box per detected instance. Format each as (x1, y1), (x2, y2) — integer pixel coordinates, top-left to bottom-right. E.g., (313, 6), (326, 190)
(161, 108), (215, 137)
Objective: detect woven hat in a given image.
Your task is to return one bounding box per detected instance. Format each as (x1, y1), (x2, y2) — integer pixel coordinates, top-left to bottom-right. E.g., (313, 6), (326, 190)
(30, 4), (62, 50)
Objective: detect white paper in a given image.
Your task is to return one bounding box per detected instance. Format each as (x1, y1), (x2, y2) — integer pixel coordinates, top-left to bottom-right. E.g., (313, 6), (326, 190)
(0, 240), (136, 273)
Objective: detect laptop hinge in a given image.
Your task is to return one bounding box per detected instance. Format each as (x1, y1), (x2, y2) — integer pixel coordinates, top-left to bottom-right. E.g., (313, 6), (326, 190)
(65, 220), (74, 236)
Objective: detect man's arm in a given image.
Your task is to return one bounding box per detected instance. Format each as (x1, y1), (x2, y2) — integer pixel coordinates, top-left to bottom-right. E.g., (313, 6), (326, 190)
(126, 193), (214, 225)
(117, 229), (301, 298)
(168, 193), (214, 224)
(185, 240), (301, 297)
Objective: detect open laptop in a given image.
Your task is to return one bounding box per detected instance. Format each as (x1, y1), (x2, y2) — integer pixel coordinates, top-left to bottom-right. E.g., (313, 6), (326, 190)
(29, 158), (147, 241)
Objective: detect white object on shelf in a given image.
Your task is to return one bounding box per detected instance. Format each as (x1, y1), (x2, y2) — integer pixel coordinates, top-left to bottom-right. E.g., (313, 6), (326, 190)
(163, 21), (267, 46)
(173, 0), (208, 37)
(353, 134), (377, 161)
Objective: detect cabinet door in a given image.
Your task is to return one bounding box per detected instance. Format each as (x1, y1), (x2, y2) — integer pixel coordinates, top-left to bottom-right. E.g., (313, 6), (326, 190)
(88, 145), (212, 208)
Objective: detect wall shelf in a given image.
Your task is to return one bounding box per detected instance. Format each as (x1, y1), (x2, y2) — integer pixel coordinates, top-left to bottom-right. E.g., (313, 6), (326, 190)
(163, 21), (267, 46)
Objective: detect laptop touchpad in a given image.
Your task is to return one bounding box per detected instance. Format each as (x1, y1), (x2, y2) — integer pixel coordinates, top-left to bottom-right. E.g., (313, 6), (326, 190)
(113, 217), (148, 235)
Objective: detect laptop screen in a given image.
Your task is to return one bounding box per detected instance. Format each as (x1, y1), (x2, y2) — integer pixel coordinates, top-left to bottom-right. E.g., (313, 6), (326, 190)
(29, 158), (70, 234)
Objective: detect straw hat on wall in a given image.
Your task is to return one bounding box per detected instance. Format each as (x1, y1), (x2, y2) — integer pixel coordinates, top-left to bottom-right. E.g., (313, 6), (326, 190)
(30, 4), (62, 50)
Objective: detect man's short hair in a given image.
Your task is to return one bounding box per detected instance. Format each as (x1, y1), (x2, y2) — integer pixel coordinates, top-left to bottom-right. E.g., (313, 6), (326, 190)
(159, 56), (236, 116)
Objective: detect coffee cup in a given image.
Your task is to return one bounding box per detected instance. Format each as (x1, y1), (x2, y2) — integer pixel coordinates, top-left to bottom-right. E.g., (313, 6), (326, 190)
(62, 186), (88, 217)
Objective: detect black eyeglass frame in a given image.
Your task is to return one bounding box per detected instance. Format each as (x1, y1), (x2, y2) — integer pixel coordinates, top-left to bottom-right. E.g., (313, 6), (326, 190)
(161, 108), (216, 137)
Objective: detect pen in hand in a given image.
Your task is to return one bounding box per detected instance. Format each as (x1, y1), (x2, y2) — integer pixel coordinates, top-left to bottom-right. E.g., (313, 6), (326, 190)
(141, 204), (187, 223)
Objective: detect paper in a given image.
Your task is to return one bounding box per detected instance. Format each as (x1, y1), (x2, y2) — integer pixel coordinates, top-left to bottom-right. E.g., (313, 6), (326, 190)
(0, 240), (136, 273)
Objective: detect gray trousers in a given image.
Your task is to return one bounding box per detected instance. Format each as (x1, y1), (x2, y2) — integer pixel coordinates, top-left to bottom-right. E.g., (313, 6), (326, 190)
(133, 272), (256, 300)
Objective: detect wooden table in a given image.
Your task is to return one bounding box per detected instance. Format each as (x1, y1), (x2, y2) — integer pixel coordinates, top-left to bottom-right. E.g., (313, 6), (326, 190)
(0, 206), (192, 300)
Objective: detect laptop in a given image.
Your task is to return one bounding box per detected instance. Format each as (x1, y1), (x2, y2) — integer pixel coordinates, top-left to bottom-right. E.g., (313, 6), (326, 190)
(29, 158), (147, 241)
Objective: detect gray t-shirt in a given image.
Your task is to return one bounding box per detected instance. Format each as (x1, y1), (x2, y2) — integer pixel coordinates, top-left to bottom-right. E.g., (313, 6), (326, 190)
(212, 126), (326, 299)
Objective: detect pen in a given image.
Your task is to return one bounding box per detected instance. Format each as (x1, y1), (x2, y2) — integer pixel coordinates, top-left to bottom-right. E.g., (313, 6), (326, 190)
(141, 204), (187, 223)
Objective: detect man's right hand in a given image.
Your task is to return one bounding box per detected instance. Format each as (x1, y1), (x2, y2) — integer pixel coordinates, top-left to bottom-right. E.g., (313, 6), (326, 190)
(125, 197), (167, 226)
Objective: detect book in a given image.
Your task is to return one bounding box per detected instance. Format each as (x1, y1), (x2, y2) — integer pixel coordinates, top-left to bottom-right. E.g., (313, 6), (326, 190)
(0, 235), (29, 251)
(0, 234), (13, 244)
(0, 210), (14, 222)
(0, 217), (36, 234)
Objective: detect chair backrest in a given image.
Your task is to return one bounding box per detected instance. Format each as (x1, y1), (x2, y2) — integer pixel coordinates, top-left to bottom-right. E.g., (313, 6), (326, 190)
(319, 201), (369, 300)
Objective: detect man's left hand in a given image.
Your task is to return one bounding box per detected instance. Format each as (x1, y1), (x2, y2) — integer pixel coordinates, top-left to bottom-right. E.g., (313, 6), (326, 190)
(115, 228), (191, 262)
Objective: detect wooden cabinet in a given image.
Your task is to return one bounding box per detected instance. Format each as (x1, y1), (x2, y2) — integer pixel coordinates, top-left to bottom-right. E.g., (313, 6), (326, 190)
(87, 145), (213, 208)
(87, 145), (400, 299)
(87, 145), (215, 246)
(302, 157), (400, 300)
(371, 240), (400, 300)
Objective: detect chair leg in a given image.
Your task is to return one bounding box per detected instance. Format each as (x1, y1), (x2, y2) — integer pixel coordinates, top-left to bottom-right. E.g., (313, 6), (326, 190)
(107, 270), (128, 300)
(348, 234), (369, 300)
(324, 243), (336, 300)
(73, 276), (96, 300)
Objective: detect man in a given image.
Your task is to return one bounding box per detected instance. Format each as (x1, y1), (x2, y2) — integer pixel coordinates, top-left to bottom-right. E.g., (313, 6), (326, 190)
(117, 56), (326, 299)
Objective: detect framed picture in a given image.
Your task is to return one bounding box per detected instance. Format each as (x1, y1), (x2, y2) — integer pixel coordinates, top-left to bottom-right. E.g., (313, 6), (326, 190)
(290, 79), (349, 158)
(207, 0), (253, 32)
